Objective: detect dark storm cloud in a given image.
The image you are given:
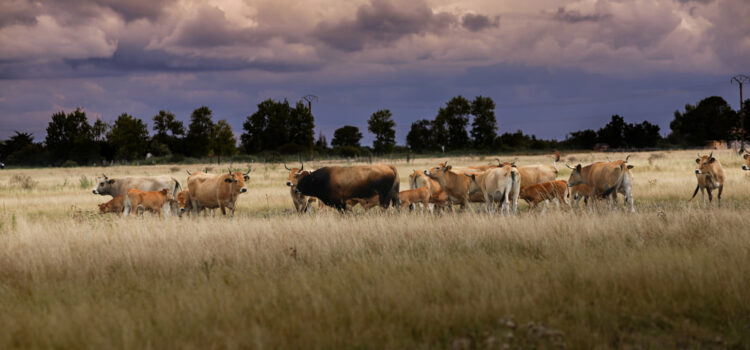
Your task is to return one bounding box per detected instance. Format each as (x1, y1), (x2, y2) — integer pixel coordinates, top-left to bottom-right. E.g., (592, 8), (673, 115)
(552, 7), (612, 23)
(461, 13), (499, 32)
(314, 0), (455, 52)
(169, 5), (268, 48)
(0, 1), (41, 27)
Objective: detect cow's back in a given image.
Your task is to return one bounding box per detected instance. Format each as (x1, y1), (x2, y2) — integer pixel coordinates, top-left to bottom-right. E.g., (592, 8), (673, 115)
(115, 176), (178, 197)
(518, 165), (556, 187)
(188, 174), (224, 207)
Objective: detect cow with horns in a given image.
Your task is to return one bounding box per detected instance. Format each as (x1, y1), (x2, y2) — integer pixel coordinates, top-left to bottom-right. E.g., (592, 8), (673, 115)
(285, 162), (316, 213)
(186, 165), (251, 216)
(691, 152), (725, 207)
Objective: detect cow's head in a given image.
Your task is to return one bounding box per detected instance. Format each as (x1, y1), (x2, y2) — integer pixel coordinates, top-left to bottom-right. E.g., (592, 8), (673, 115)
(742, 152), (749, 171)
(98, 201), (115, 214)
(285, 162), (310, 189)
(409, 170), (429, 189)
(93, 174), (116, 195)
(566, 163), (584, 187)
(695, 153), (716, 175)
(224, 168), (249, 194)
(176, 190), (191, 216)
(424, 163), (451, 184)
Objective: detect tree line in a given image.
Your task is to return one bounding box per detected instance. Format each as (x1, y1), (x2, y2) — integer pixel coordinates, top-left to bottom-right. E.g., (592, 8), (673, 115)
(0, 95), (748, 166)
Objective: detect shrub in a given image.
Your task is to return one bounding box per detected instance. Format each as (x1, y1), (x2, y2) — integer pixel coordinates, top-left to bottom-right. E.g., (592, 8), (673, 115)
(9, 175), (38, 190)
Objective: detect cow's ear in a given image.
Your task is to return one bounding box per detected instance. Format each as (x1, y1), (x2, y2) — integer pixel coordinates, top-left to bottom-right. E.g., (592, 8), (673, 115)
(744, 154), (749, 160)
(695, 158), (700, 163)
(708, 157), (716, 163)
(107, 179), (115, 184)
(224, 178), (232, 183)
(243, 175), (249, 181)
(471, 174), (476, 181)
(575, 164), (581, 171)
(627, 165), (634, 169)
(444, 165), (452, 172)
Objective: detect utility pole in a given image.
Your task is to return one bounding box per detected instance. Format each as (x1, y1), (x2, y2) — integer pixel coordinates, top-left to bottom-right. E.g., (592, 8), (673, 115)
(732, 74), (749, 153)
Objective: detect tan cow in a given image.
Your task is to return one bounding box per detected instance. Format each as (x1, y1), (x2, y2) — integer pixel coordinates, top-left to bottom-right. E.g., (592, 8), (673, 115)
(409, 170), (450, 212)
(566, 161), (631, 211)
(398, 187), (431, 211)
(691, 152), (725, 207)
(424, 164), (474, 210)
(604, 156), (635, 212)
(124, 188), (174, 217)
(188, 167), (250, 216)
(98, 195), (124, 215)
(465, 164), (520, 215)
(284, 163), (316, 213)
(743, 152), (749, 171)
(519, 180), (570, 212)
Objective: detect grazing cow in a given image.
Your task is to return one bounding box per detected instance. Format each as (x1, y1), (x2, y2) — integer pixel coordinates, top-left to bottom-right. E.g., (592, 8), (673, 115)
(464, 164), (520, 214)
(424, 164), (474, 210)
(743, 152), (749, 171)
(295, 164), (399, 211)
(398, 187), (431, 211)
(566, 160), (631, 211)
(124, 188), (174, 217)
(409, 170), (450, 211)
(284, 162), (316, 213)
(98, 195), (125, 215)
(690, 153), (725, 207)
(427, 162), (497, 207)
(174, 190), (195, 217)
(188, 167), (251, 216)
(93, 175), (181, 199)
(519, 180), (570, 212)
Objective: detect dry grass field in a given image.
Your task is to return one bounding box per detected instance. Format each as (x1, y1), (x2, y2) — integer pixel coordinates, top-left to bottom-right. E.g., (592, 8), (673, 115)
(1, 150), (749, 349)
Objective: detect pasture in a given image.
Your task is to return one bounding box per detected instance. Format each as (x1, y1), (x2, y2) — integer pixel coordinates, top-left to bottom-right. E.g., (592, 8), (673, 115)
(0, 149), (749, 349)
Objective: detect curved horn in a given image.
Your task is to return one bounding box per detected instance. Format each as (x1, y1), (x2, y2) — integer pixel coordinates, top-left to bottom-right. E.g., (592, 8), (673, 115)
(283, 162), (290, 171)
(624, 155), (630, 163)
(606, 156), (612, 162)
(300, 161), (304, 172)
(186, 170), (192, 176)
(495, 158), (502, 166)
(102, 173), (107, 179)
(565, 163), (575, 169)
(709, 152), (713, 159)
(512, 157), (519, 164)
(246, 164), (252, 175)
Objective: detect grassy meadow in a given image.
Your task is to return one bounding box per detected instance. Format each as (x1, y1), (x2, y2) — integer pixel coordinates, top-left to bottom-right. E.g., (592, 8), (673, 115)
(0, 149), (749, 349)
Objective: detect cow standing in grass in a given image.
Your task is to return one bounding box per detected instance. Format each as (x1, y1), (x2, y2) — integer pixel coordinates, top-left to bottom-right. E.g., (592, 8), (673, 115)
(566, 160), (632, 212)
(519, 180), (570, 213)
(124, 188), (174, 217)
(285, 162), (316, 213)
(294, 164), (399, 211)
(188, 167), (250, 216)
(464, 164), (520, 215)
(691, 153), (725, 207)
(93, 175), (181, 216)
(409, 170), (450, 212)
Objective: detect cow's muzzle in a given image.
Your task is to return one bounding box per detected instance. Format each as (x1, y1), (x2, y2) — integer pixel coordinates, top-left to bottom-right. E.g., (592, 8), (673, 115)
(695, 169), (701, 174)
(424, 170), (430, 176)
(240, 188), (247, 193)
(92, 189), (98, 194)
(743, 165), (749, 171)
(286, 181), (292, 187)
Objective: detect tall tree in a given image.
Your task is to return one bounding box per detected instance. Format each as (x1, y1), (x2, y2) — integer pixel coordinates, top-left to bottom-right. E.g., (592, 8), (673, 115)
(92, 119), (109, 142)
(331, 126), (362, 148)
(669, 96), (737, 147)
(597, 115), (627, 148)
(625, 121), (661, 148)
(367, 109), (396, 154)
(45, 108), (95, 163)
(288, 101), (316, 152)
(186, 106), (215, 157)
(108, 113), (149, 161)
(406, 119), (435, 153)
(435, 96), (471, 151)
(210, 120), (237, 164)
(152, 110), (185, 155)
(241, 99), (315, 154)
(315, 131), (328, 150)
(470, 96), (498, 149)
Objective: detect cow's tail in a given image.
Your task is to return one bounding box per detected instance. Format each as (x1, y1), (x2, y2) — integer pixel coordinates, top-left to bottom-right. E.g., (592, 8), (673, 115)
(689, 184), (700, 201)
(171, 177), (182, 196)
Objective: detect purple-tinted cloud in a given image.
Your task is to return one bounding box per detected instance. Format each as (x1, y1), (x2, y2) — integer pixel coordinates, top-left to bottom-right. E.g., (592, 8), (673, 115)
(461, 13), (499, 32)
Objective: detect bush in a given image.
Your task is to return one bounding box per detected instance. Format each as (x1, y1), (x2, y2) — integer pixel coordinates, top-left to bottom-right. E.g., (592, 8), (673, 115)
(332, 146), (362, 158)
(61, 160), (78, 167)
(79, 176), (91, 189)
(9, 175), (38, 190)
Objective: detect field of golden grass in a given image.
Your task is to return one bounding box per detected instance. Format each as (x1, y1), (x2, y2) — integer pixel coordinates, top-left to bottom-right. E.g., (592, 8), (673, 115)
(1, 150), (749, 349)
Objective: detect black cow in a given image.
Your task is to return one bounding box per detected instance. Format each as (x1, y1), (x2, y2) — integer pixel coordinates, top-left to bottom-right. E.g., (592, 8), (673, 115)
(295, 164), (400, 211)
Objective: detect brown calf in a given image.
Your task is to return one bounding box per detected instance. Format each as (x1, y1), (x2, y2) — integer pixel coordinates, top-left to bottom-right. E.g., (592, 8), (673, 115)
(125, 188), (175, 217)
(98, 195), (125, 215)
(519, 180), (570, 212)
(398, 187), (431, 211)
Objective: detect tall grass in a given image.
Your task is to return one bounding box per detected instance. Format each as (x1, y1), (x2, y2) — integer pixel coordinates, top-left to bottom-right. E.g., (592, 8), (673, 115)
(0, 149), (749, 349)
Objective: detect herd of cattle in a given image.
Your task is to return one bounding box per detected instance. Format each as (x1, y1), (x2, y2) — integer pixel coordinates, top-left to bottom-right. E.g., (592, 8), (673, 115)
(92, 152), (750, 217)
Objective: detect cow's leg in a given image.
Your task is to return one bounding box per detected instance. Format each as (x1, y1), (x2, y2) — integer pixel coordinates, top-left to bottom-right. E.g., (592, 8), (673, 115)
(625, 187), (634, 213)
(717, 185), (723, 208)
(220, 204), (227, 216)
(707, 188), (713, 205)
(700, 187), (706, 207)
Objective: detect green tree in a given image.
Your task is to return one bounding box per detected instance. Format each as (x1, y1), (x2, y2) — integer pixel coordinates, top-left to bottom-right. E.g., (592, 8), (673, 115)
(241, 99), (315, 154)
(367, 109), (396, 154)
(288, 101), (316, 153)
(186, 106), (215, 157)
(669, 96), (737, 147)
(406, 119), (435, 153)
(152, 110), (185, 155)
(211, 119), (237, 164)
(470, 96), (498, 149)
(315, 131), (328, 150)
(625, 121), (661, 148)
(45, 108), (96, 164)
(331, 126), (363, 148)
(108, 113), (149, 161)
(564, 129), (598, 150)
(92, 119), (109, 141)
(435, 96), (471, 151)
(597, 115), (627, 149)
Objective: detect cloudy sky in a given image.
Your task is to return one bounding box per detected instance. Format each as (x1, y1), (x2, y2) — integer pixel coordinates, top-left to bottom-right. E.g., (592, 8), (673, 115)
(1, 0), (748, 144)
